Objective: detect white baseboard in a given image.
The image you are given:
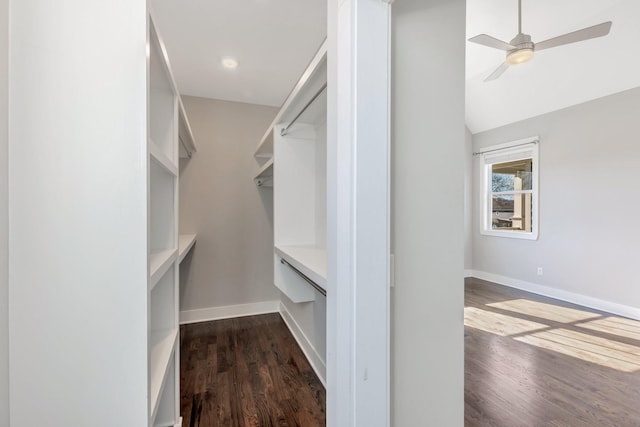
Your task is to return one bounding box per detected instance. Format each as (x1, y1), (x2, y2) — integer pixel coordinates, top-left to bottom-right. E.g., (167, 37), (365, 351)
(179, 300), (280, 325)
(463, 269), (473, 278)
(470, 270), (640, 321)
(278, 302), (326, 387)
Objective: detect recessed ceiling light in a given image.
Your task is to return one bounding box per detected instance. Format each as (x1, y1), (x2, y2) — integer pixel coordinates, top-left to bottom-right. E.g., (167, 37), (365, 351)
(221, 57), (238, 70)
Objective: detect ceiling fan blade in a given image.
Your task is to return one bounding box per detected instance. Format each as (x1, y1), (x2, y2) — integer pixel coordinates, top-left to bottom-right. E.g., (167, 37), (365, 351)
(535, 21), (612, 51)
(484, 62), (509, 82)
(469, 34), (516, 51)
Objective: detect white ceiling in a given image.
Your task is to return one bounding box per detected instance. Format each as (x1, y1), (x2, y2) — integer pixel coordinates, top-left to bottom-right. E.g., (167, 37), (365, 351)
(152, 0), (327, 107)
(152, 0), (640, 133)
(466, 0), (640, 134)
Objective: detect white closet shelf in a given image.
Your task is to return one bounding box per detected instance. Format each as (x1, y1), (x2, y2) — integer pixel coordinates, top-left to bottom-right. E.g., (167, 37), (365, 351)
(150, 139), (178, 176)
(178, 98), (197, 159)
(178, 234), (197, 263)
(150, 248), (177, 289)
(254, 158), (274, 187)
(254, 128), (273, 159)
(275, 245), (327, 291)
(149, 327), (178, 422)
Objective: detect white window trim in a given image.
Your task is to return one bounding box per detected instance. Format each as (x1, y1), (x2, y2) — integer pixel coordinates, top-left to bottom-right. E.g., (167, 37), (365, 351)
(479, 136), (539, 240)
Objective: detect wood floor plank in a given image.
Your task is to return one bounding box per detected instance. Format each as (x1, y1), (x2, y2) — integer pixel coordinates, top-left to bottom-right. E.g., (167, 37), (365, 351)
(180, 313), (325, 426)
(465, 278), (640, 427)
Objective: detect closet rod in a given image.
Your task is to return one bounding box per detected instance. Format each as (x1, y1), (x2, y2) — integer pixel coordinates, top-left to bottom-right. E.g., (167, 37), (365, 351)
(280, 83), (328, 136)
(280, 258), (327, 296)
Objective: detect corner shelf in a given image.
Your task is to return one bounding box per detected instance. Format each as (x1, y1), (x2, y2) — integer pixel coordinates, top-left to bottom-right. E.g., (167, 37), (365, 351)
(254, 158), (274, 187)
(178, 234), (197, 263)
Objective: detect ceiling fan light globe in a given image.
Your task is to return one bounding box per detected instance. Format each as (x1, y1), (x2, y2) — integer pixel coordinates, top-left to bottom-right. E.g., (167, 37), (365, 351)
(506, 48), (534, 65)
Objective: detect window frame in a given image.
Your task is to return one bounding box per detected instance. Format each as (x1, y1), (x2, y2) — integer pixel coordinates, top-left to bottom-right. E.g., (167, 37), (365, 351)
(479, 136), (539, 240)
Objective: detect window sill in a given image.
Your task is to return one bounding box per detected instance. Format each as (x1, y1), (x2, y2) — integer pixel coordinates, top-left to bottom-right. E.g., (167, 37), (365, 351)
(480, 229), (538, 240)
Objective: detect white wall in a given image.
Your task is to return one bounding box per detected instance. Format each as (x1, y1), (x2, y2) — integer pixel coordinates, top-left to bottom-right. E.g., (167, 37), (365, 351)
(392, 0), (465, 425)
(464, 127), (473, 272)
(9, 1), (149, 425)
(472, 87), (640, 316)
(0, 0), (9, 424)
(178, 96), (280, 320)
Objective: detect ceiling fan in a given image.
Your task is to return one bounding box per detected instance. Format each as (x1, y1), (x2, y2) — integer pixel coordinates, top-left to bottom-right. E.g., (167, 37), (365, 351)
(469, 0), (612, 82)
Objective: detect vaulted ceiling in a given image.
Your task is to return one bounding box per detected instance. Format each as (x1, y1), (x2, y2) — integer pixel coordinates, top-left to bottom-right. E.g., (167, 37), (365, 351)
(466, 0), (640, 133)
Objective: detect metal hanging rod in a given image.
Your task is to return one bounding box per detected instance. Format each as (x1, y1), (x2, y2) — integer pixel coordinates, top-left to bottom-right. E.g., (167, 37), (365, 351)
(472, 139), (538, 156)
(280, 83), (328, 136)
(280, 258), (327, 296)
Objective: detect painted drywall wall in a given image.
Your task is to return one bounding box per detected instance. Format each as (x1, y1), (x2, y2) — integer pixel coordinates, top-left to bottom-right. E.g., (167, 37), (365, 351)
(178, 96), (280, 319)
(464, 127), (473, 272)
(9, 1), (148, 425)
(392, 0), (465, 425)
(472, 87), (640, 313)
(0, 0), (8, 424)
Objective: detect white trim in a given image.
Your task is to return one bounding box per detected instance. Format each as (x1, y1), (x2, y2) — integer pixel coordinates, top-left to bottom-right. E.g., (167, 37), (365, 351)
(179, 300), (280, 325)
(475, 135), (539, 155)
(470, 270), (640, 321)
(463, 269), (473, 278)
(278, 302), (327, 387)
(328, 1), (391, 424)
(479, 137), (539, 240)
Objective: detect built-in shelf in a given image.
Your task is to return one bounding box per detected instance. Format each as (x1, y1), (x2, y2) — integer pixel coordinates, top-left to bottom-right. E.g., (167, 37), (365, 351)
(275, 245), (327, 289)
(178, 234), (197, 263)
(149, 249), (178, 290)
(149, 328), (178, 423)
(178, 98), (197, 159)
(254, 128), (273, 159)
(147, 12), (183, 426)
(275, 245), (327, 291)
(254, 158), (274, 187)
(150, 139), (178, 177)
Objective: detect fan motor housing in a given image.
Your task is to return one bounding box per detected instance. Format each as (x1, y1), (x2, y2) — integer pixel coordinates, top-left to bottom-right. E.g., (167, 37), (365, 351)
(509, 33), (534, 51)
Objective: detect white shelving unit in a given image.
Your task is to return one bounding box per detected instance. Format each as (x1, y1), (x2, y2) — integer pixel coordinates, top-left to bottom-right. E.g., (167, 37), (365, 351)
(257, 41), (327, 304)
(147, 14), (196, 427)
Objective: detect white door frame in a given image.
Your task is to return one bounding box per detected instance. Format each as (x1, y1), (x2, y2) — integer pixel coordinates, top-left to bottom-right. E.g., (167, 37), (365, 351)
(327, 0), (392, 425)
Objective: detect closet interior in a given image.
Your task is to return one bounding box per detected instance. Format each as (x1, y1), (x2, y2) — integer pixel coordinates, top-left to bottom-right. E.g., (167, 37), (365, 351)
(149, 4), (328, 425)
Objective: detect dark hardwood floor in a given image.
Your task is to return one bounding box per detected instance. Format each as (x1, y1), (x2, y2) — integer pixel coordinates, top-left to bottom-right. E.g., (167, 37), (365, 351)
(180, 313), (325, 427)
(465, 278), (640, 427)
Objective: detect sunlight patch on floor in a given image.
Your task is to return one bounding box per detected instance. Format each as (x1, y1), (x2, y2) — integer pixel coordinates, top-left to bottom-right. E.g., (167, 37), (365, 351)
(487, 298), (601, 323)
(577, 317), (640, 342)
(464, 306), (548, 336)
(514, 329), (640, 373)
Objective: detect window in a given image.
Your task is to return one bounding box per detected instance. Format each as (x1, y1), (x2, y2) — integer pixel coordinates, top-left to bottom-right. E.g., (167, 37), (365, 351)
(479, 137), (539, 240)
